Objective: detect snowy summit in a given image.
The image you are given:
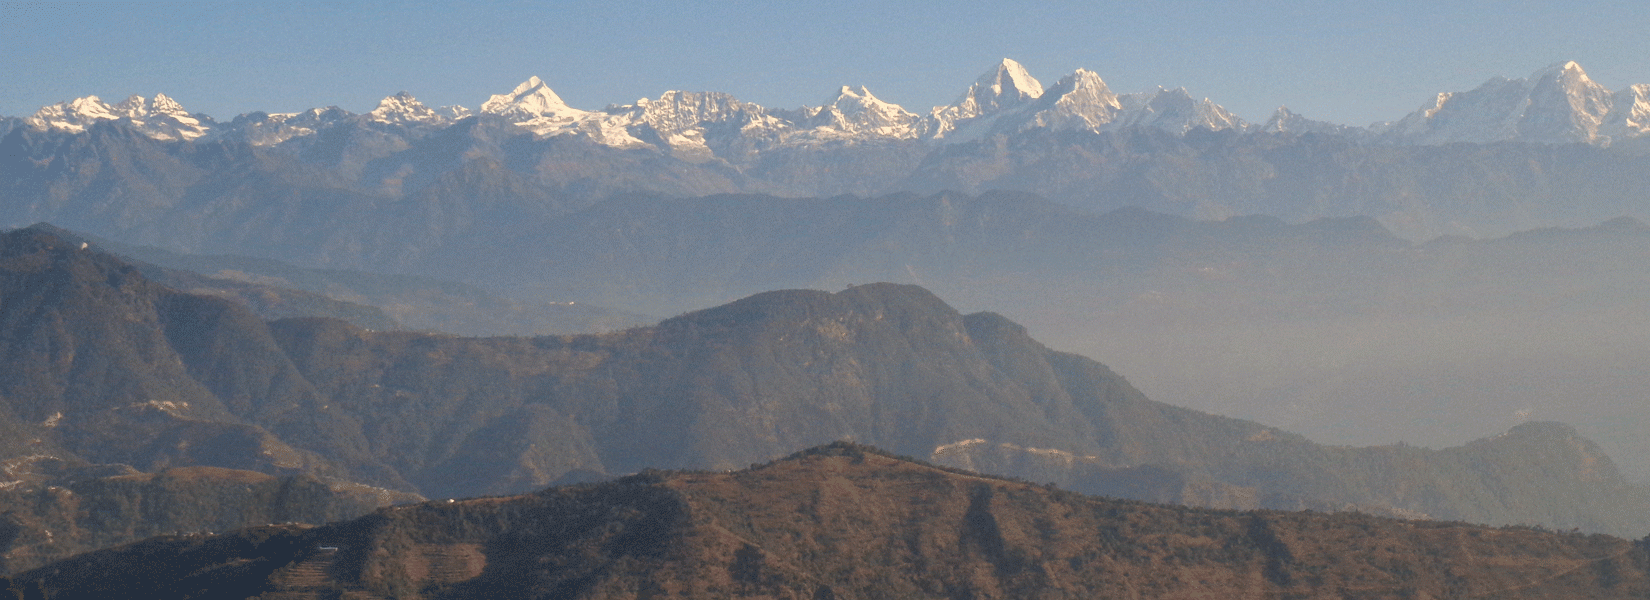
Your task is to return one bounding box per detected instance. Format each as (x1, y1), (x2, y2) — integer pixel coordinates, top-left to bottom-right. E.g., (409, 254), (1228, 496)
(12, 60), (1650, 150)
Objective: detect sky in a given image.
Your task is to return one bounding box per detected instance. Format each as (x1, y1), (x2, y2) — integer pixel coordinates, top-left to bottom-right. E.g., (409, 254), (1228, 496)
(3, 1), (1648, 128)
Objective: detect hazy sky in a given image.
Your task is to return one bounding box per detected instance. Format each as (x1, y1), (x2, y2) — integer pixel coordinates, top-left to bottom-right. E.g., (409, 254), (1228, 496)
(4, 1), (1647, 127)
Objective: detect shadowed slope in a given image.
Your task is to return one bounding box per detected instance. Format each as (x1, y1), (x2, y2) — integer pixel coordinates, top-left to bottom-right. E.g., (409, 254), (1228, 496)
(9, 444), (1649, 600)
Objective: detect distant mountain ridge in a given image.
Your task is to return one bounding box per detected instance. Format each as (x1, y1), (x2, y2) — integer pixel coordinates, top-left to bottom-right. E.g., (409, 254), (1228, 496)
(1381, 61), (1650, 145)
(31, 224), (651, 337)
(16, 60), (1649, 149)
(9, 61), (1650, 249)
(1, 223), (1646, 542)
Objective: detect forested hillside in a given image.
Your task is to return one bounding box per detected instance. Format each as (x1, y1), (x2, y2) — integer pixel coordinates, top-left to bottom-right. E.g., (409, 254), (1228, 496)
(9, 444), (1648, 600)
(2, 224), (1645, 576)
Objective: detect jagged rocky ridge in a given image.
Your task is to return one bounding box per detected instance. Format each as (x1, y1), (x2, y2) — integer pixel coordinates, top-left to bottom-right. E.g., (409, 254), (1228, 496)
(8, 444), (1650, 600)
(17, 60), (1649, 151)
(8, 62), (1650, 252)
(1, 222), (1646, 568)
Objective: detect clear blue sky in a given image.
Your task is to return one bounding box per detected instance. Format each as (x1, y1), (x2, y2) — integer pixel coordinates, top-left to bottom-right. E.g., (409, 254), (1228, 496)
(3, 1), (1647, 127)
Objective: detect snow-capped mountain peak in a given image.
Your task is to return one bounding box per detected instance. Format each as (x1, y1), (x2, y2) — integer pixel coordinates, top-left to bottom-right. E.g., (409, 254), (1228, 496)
(217, 106), (353, 146)
(1600, 84), (1650, 142)
(939, 68), (1124, 140)
(25, 93), (209, 141)
(829, 85), (914, 119)
(1111, 87), (1247, 134)
(368, 91), (459, 126)
(1539, 60), (1586, 79)
(480, 76), (574, 118)
(12, 60), (1646, 153)
(151, 93), (187, 115)
(1387, 60), (1616, 144)
(926, 63), (1252, 141)
(953, 57), (1044, 117)
(1261, 106), (1304, 133)
(801, 85), (920, 140)
(27, 95), (116, 132)
(111, 95), (151, 119)
(1259, 106), (1365, 136)
(926, 58), (1048, 139)
(1021, 68), (1122, 130)
(476, 76), (614, 138)
(826, 85), (874, 109)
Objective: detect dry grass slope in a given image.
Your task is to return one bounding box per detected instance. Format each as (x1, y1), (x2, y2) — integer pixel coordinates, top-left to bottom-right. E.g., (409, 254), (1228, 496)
(7, 443), (1647, 599)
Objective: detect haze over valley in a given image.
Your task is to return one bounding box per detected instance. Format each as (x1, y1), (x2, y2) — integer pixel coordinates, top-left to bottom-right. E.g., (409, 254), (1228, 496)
(6, 58), (1650, 477)
(4, 31), (1650, 595)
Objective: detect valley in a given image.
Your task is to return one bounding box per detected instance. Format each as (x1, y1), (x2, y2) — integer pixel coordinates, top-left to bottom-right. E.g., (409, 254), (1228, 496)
(4, 54), (1650, 596)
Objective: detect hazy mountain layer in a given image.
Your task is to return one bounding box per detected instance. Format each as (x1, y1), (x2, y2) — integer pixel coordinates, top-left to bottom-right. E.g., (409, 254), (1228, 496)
(52, 227), (651, 336)
(353, 191), (1650, 485)
(7, 75), (1650, 254)
(1, 225), (1645, 549)
(8, 444), (1648, 600)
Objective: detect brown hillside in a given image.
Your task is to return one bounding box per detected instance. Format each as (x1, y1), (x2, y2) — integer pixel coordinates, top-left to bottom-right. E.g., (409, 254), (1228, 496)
(10, 443), (1648, 599)
(3, 223), (1648, 574)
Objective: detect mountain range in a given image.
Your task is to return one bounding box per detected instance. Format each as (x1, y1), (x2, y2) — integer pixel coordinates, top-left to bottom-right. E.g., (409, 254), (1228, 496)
(8, 59), (1650, 585)
(6, 60), (1650, 251)
(2, 224), (1648, 575)
(86, 188), (1636, 486)
(8, 183), (1650, 484)
(12, 59), (1650, 148)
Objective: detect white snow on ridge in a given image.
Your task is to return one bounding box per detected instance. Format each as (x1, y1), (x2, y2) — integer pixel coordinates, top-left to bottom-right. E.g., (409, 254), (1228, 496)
(16, 59), (1647, 150)
(793, 85), (922, 142)
(26, 93), (211, 141)
(928, 58), (1048, 139)
(479, 76), (577, 120)
(1026, 69), (1123, 131)
(223, 106), (354, 146)
(1383, 61), (1644, 145)
(931, 65), (1250, 142)
(1260, 106), (1366, 136)
(368, 91), (456, 126)
(478, 76), (598, 136)
(1601, 84), (1650, 141)
(1113, 87), (1247, 135)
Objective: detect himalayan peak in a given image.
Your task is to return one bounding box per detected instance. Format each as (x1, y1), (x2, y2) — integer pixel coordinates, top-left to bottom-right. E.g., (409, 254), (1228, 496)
(999, 68), (1123, 133)
(1116, 87), (1247, 135)
(803, 85), (922, 140)
(479, 76), (575, 118)
(1383, 61), (1649, 144)
(24, 93), (210, 141)
(952, 57), (1046, 117)
(13, 60), (1650, 150)
(368, 91), (471, 126)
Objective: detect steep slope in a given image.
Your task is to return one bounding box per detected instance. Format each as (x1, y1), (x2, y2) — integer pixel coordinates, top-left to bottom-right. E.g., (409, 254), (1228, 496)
(266, 282), (1650, 534)
(15, 223), (399, 331)
(1385, 61), (1619, 144)
(0, 226), (396, 485)
(9, 444), (1649, 600)
(24, 94), (211, 141)
(417, 191), (1650, 485)
(2, 224), (1646, 542)
(0, 228), (425, 573)
(42, 224), (648, 336)
(0, 463), (416, 574)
